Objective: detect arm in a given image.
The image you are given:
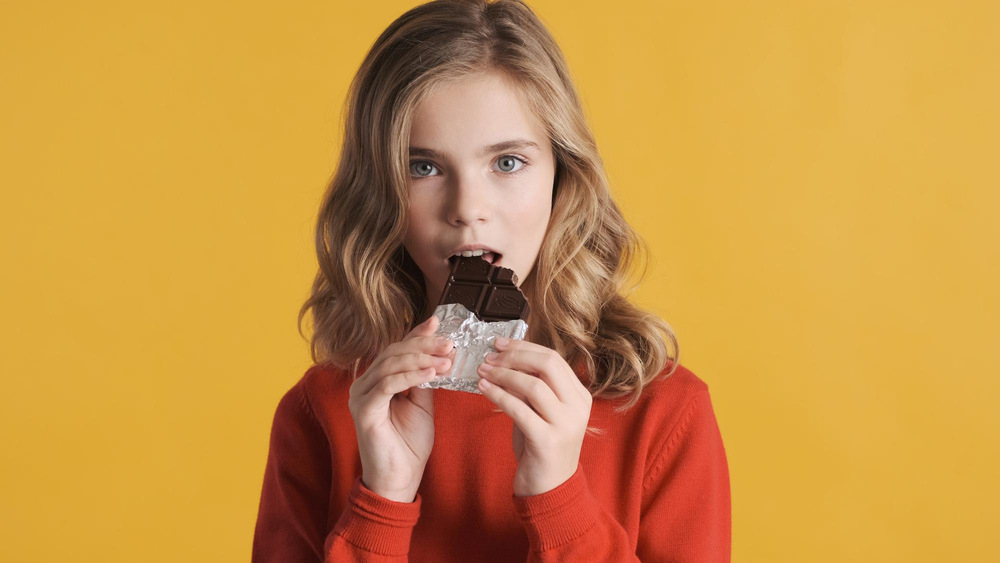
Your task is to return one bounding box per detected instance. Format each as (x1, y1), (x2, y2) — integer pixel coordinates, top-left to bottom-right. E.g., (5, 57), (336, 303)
(512, 464), (637, 561)
(637, 388), (731, 562)
(325, 477), (421, 561)
(251, 378), (421, 562)
(511, 388), (731, 562)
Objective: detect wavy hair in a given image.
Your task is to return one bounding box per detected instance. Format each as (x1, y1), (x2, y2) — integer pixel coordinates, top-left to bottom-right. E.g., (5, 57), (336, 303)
(298, 0), (679, 411)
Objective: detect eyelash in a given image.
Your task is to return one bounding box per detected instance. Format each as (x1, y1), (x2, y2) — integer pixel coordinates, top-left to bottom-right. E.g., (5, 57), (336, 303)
(409, 154), (530, 179)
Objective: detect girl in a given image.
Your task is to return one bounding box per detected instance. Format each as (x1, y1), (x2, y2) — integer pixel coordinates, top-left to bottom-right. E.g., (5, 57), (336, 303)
(253, 1), (730, 561)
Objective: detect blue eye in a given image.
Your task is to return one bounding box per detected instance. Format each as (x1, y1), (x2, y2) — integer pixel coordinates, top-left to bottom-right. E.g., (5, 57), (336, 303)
(410, 161), (438, 178)
(496, 155), (527, 174)
(408, 155), (530, 179)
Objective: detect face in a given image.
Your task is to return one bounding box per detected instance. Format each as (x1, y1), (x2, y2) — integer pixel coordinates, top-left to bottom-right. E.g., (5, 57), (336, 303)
(403, 72), (556, 320)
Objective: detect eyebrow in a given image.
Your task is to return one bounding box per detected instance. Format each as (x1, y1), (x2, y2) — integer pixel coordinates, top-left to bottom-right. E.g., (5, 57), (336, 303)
(408, 139), (540, 159)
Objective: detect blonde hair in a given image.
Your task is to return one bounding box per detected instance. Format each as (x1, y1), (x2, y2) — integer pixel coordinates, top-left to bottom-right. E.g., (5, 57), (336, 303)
(299, 0), (679, 411)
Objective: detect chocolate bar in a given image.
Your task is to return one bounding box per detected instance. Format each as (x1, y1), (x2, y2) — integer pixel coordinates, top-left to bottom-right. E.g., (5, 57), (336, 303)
(417, 256), (530, 394)
(439, 255), (530, 322)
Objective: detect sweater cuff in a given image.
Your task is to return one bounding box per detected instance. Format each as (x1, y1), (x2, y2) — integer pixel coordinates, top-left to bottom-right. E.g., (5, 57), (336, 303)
(330, 476), (422, 557)
(511, 465), (600, 551)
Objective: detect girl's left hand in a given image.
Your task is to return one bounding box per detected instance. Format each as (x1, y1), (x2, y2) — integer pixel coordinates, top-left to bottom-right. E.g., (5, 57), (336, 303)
(477, 337), (593, 497)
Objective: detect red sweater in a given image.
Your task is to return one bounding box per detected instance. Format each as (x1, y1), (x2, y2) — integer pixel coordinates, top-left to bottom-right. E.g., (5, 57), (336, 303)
(252, 361), (730, 562)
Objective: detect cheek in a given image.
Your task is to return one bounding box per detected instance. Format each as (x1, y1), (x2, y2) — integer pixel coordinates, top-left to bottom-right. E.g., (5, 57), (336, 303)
(409, 190), (442, 226)
(403, 212), (434, 260)
(517, 191), (553, 234)
(405, 199), (435, 236)
(503, 192), (552, 271)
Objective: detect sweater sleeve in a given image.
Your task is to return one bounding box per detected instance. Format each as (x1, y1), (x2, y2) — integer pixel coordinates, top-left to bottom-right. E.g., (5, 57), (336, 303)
(251, 378), (422, 562)
(511, 388), (731, 562)
(637, 388), (731, 561)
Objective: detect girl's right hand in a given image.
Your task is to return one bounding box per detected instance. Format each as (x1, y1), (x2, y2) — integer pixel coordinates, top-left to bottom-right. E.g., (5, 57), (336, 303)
(347, 315), (453, 503)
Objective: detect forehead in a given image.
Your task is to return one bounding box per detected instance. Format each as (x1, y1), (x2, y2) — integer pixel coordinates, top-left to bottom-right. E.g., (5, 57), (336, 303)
(408, 73), (546, 156)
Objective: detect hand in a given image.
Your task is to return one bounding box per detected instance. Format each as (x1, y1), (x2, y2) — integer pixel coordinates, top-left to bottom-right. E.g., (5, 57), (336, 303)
(476, 337), (593, 497)
(347, 315), (454, 502)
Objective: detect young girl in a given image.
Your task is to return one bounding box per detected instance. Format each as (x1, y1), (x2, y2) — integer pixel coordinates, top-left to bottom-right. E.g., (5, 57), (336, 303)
(252, 1), (730, 561)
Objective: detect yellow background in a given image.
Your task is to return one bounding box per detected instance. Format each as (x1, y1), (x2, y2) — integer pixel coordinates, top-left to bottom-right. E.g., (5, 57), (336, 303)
(1, 0), (996, 560)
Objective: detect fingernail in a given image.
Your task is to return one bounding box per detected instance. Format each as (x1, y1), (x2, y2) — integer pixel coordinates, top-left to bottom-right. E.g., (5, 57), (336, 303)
(485, 351), (498, 362)
(479, 362), (493, 372)
(494, 337), (509, 348)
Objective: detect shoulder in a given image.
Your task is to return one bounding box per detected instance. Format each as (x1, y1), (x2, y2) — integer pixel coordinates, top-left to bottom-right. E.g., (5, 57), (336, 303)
(622, 361), (713, 421)
(645, 361), (710, 401)
(596, 362), (719, 466)
(639, 363), (727, 477)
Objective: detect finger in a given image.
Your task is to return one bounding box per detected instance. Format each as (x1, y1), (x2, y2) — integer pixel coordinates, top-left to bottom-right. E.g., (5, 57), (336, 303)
(372, 335), (451, 373)
(351, 364), (432, 411)
(369, 316), (438, 369)
(359, 334), (452, 396)
(407, 314), (439, 338)
(357, 352), (451, 396)
(370, 316), (440, 364)
(382, 352), (452, 376)
(486, 343), (578, 403)
(477, 374), (528, 404)
(402, 334), (453, 355)
(361, 367), (439, 415)
(477, 376), (548, 437)
(477, 363), (561, 423)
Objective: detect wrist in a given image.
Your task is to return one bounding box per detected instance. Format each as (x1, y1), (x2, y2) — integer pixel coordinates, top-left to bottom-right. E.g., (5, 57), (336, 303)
(332, 476), (422, 557)
(361, 477), (419, 503)
(513, 465), (577, 497)
(512, 466), (598, 550)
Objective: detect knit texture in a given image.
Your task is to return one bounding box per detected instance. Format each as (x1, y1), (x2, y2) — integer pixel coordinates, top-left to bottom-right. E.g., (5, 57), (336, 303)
(252, 361), (731, 562)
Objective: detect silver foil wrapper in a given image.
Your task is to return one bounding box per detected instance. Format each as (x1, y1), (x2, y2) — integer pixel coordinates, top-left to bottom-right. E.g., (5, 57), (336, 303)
(416, 302), (528, 394)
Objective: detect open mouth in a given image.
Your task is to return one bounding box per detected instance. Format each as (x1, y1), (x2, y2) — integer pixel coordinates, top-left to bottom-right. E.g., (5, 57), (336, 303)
(448, 250), (501, 266)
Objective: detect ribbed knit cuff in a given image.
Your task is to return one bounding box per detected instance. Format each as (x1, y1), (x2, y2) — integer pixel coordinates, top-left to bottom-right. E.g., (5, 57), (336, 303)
(330, 476), (422, 557)
(511, 465), (600, 551)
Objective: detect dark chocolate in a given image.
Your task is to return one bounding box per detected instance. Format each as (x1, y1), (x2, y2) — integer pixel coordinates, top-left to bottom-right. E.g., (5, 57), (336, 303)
(438, 255), (530, 322)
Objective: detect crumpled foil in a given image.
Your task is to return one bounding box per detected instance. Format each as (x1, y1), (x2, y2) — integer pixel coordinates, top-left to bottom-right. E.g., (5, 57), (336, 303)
(416, 302), (528, 394)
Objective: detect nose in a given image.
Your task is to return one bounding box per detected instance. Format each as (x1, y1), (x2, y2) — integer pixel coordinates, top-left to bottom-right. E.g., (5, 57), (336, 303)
(446, 172), (492, 226)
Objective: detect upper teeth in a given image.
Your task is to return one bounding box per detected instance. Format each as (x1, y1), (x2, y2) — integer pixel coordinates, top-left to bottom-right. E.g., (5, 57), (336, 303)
(454, 249), (488, 257)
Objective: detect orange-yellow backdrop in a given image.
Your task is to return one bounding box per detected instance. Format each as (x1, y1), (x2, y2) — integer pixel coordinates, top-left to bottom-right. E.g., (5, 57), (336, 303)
(1, 1), (996, 561)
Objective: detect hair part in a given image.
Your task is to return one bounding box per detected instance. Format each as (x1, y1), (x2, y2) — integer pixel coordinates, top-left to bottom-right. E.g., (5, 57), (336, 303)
(299, 0), (679, 412)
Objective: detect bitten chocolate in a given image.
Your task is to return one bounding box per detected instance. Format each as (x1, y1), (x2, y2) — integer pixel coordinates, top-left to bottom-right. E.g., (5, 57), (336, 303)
(438, 255), (530, 322)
